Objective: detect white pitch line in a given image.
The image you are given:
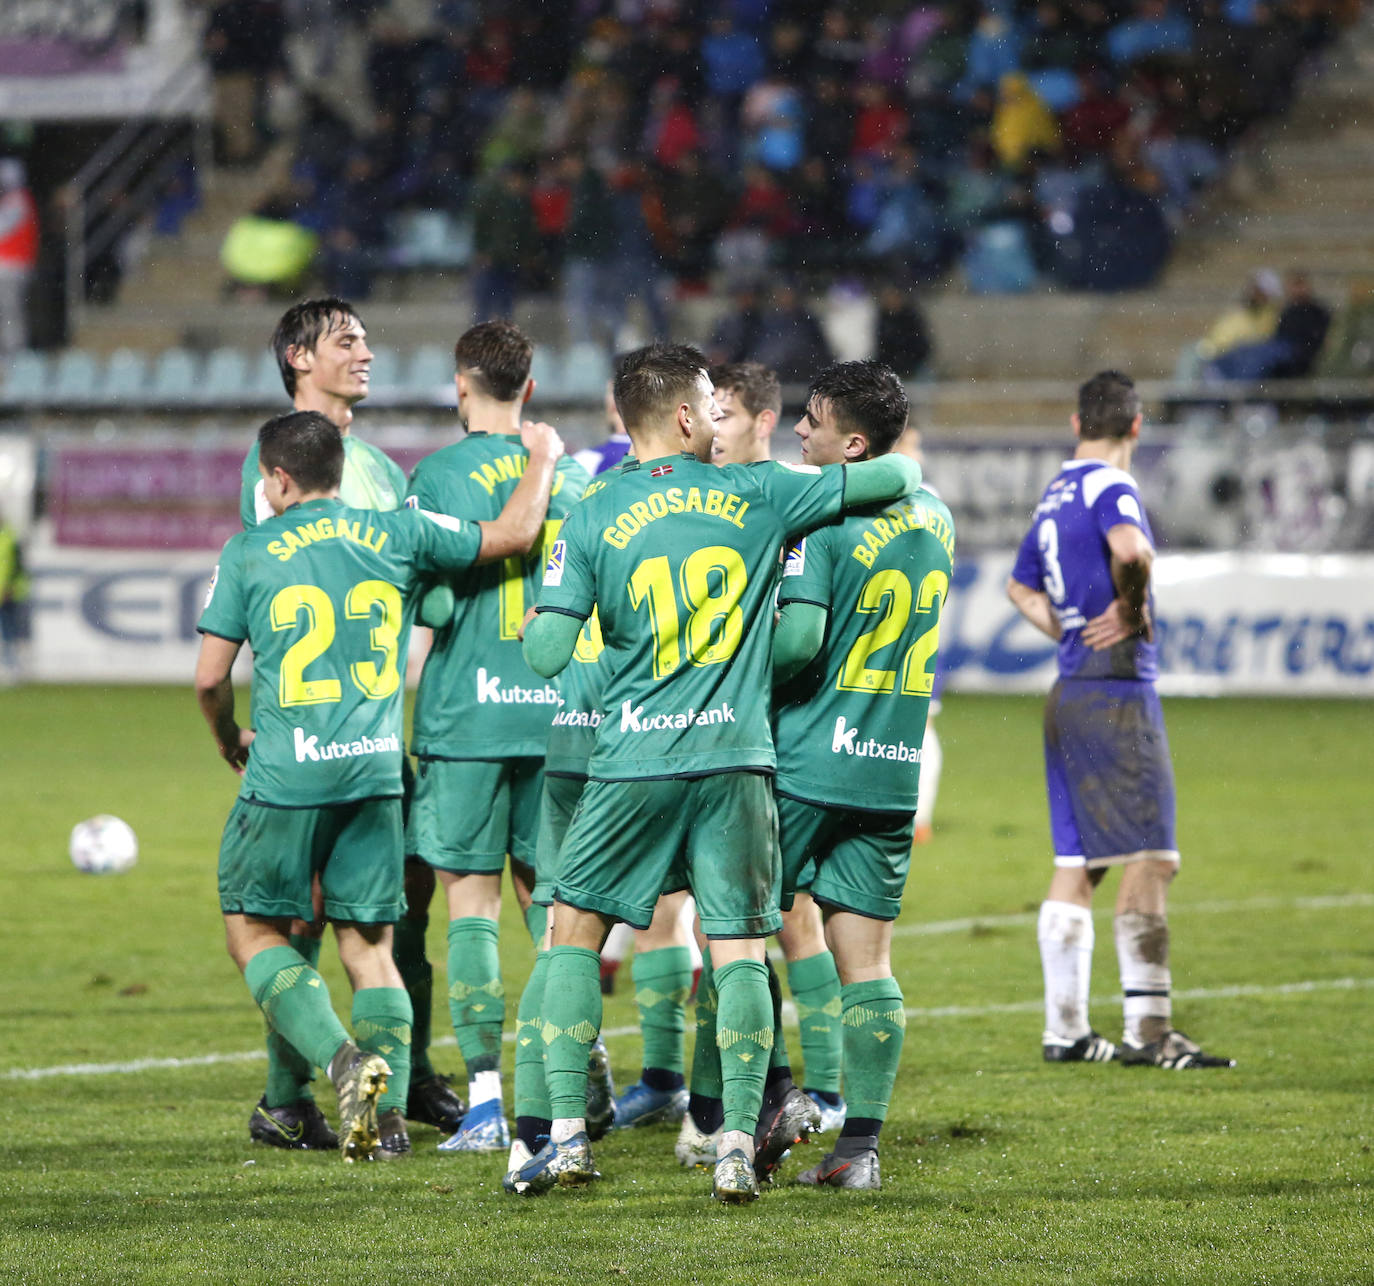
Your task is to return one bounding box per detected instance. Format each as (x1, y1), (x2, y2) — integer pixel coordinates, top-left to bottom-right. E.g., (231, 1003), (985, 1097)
(8, 978), (1370, 1083)
(891, 890), (1374, 940)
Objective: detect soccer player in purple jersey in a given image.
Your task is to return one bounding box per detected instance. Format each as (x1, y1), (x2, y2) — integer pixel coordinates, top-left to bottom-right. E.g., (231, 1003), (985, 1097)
(1007, 372), (1234, 1070)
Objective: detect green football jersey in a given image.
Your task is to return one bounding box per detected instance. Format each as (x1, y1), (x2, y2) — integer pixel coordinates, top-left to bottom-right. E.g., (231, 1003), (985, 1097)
(774, 487), (956, 813)
(536, 453), (846, 780)
(407, 432), (590, 760)
(544, 475), (613, 778)
(198, 497), (483, 806)
(240, 435), (408, 527)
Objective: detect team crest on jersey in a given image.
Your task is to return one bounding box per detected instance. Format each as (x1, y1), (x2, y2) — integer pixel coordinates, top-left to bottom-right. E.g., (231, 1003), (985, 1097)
(543, 539), (566, 586)
(782, 539), (806, 577)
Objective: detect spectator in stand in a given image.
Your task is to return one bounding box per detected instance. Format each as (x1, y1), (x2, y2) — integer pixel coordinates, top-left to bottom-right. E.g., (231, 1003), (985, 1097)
(874, 283), (933, 379)
(1204, 271), (1332, 380)
(1068, 149), (1172, 292)
(956, 4), (1024, 100)
(741, 74), (805, 172)
(1188, 269), (1284, 371)
(701, 13), (765, 152)
(851, 80), (909, 160)
(204, 0), (288, 166)
(1106, 0), (1194, 65)
(748, 281), (833, 383)
(709, 283), (766, 366)
(814, 7), (866, 81)
(561, 154), (620, 348)
(1059, 65), (1132, 165)
(863, 147), (950, 282)
(716, 164), (796, 283)
(644, 77), (703, 169)
(0, 160), (38, 353)
(607, 163), (672, 343)
(804, 74), (854, 168)
(468, 165), (538, 322)
(653, 150), (731, 287)
(991, 73), (1062, 168)
(480, 86), (547, 175)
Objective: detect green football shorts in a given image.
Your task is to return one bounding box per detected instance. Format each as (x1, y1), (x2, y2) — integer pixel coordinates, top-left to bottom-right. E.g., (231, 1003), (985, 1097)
(218, 795), (404, 923)
(776, 791), (916, 922)
(555, 770), (780, 938)
(531, 772), (586, 907)
(406, 756), (543, 873)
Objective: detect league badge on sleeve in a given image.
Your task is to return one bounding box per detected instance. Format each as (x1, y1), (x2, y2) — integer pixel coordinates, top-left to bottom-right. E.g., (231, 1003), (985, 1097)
(202, 565), (219, 610)
(783, 538), (806, 578)
(543, 539), (566, 587)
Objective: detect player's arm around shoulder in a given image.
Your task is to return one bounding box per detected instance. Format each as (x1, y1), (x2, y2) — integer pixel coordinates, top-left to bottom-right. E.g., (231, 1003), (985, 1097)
(842, 452), (923, 509)
(475, 420), (566, 562)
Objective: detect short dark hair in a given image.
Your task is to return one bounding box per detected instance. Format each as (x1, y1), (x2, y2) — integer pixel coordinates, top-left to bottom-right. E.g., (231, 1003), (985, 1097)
(807, 360), (909, 456)
(454, 320), (534, 402)
(1077, 370), (1140, 440)
(271, 297), (362, 397)
(613, 343), (709, 431)
(258, 411), (344, 494)
(709, 361), (782, 418)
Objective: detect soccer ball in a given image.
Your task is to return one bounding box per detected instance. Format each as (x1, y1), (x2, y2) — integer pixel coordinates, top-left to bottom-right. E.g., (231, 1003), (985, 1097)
(69, 815), (138, 875)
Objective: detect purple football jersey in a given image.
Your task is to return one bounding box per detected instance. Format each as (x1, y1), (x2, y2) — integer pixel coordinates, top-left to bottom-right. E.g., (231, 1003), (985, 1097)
(1011, 459), (1157, 681)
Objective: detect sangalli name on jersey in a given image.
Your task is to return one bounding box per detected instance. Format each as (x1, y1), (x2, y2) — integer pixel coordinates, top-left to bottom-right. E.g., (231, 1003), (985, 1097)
(851, 499), (954, 568)
(603, 486), (750, 550)
(266, 516), (390, 563)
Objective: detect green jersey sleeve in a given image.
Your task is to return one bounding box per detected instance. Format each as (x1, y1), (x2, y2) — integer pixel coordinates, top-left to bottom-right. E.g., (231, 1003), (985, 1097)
(536, 501), (595, 622)
(746, 460), (847, 536)
(406, 508), (484, 576)
(777, 524), (840, 610)
(197, 534), (249, 641)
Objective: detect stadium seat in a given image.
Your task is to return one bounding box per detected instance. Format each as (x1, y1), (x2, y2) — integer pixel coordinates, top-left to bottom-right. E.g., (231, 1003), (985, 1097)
(149, 348), (201, 404)
(560, 342), (612, 400)
(390, 210), (474, 269)
(367, 346), (401, 396)
(962, 221), (1039, 295)
(50, 349), (102, 403)
(406, 344), (453, 397)
(200, 347), (249, 404)
(529, 346), (564, 399)
(1, 350), (50, 404)
(244, 349), (284, 403)
(100, 348), (149, 404)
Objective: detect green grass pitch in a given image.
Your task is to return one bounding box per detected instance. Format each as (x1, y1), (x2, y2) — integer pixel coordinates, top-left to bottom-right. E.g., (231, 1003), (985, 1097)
(0, 686), (1369, 1284)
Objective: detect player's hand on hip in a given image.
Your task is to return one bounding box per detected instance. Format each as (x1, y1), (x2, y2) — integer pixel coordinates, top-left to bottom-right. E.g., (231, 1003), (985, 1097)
(522, 420), (565, 461)
(1082, 598), (1143, 650)
(219, 727), (254, 775)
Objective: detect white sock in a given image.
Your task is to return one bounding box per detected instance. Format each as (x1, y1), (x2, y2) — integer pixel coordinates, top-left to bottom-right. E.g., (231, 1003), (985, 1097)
(1116, 911), (1171, 1046)
(1038, 900), (1094, 1042)
(551, 1117), (585, 1144)
(468, 1068), (502, 1109)
(720, 1128), (754, 1161)
(915, 720), (942, 829)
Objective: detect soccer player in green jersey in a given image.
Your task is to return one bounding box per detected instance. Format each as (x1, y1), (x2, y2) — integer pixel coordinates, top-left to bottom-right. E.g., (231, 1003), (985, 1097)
(515, 343), (922, 1203)
(196, 409), (565, 1161)
(681, 360), (847, 1166)
(237, 299), (465, 1154)
(405, 321), (590, 1153)
(771, 361), (956, 1190)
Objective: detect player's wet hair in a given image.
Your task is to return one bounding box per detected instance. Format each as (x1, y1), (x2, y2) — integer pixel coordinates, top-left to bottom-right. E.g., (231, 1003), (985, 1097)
(807, 360), (909, 456)
(1077, 371), (1140, 440)
(258, 411), (344, 494)
(614, 343), (709, 430)
(709, 361), (782, 418)
(271, 297), (363, 397)
(455, 320), (534, 402)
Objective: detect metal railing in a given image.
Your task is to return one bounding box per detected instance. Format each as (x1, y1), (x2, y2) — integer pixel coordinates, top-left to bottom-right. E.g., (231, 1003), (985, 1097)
(62, 50), (211, 330)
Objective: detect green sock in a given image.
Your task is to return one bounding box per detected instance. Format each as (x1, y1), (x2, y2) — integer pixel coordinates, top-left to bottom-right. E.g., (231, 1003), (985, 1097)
(766, 956), (791, 1072)
(447, 917), (505, 1078)
(788, 950), (843, 1093)
(245, 944), (350, 1076)
(392, 913), (434, 1083)
(633, 946), (692, 1076)
(352, 987), (413, 1114)
(541, 945), (602, 1121)
(840, 977), (906, 1123)
(514, 947), (551, 1121)
(689, 950), (722, 1099)
(524, 902), (548, 946)
(714, 957), (773, 1135)
(263, 931), (323, 1107)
